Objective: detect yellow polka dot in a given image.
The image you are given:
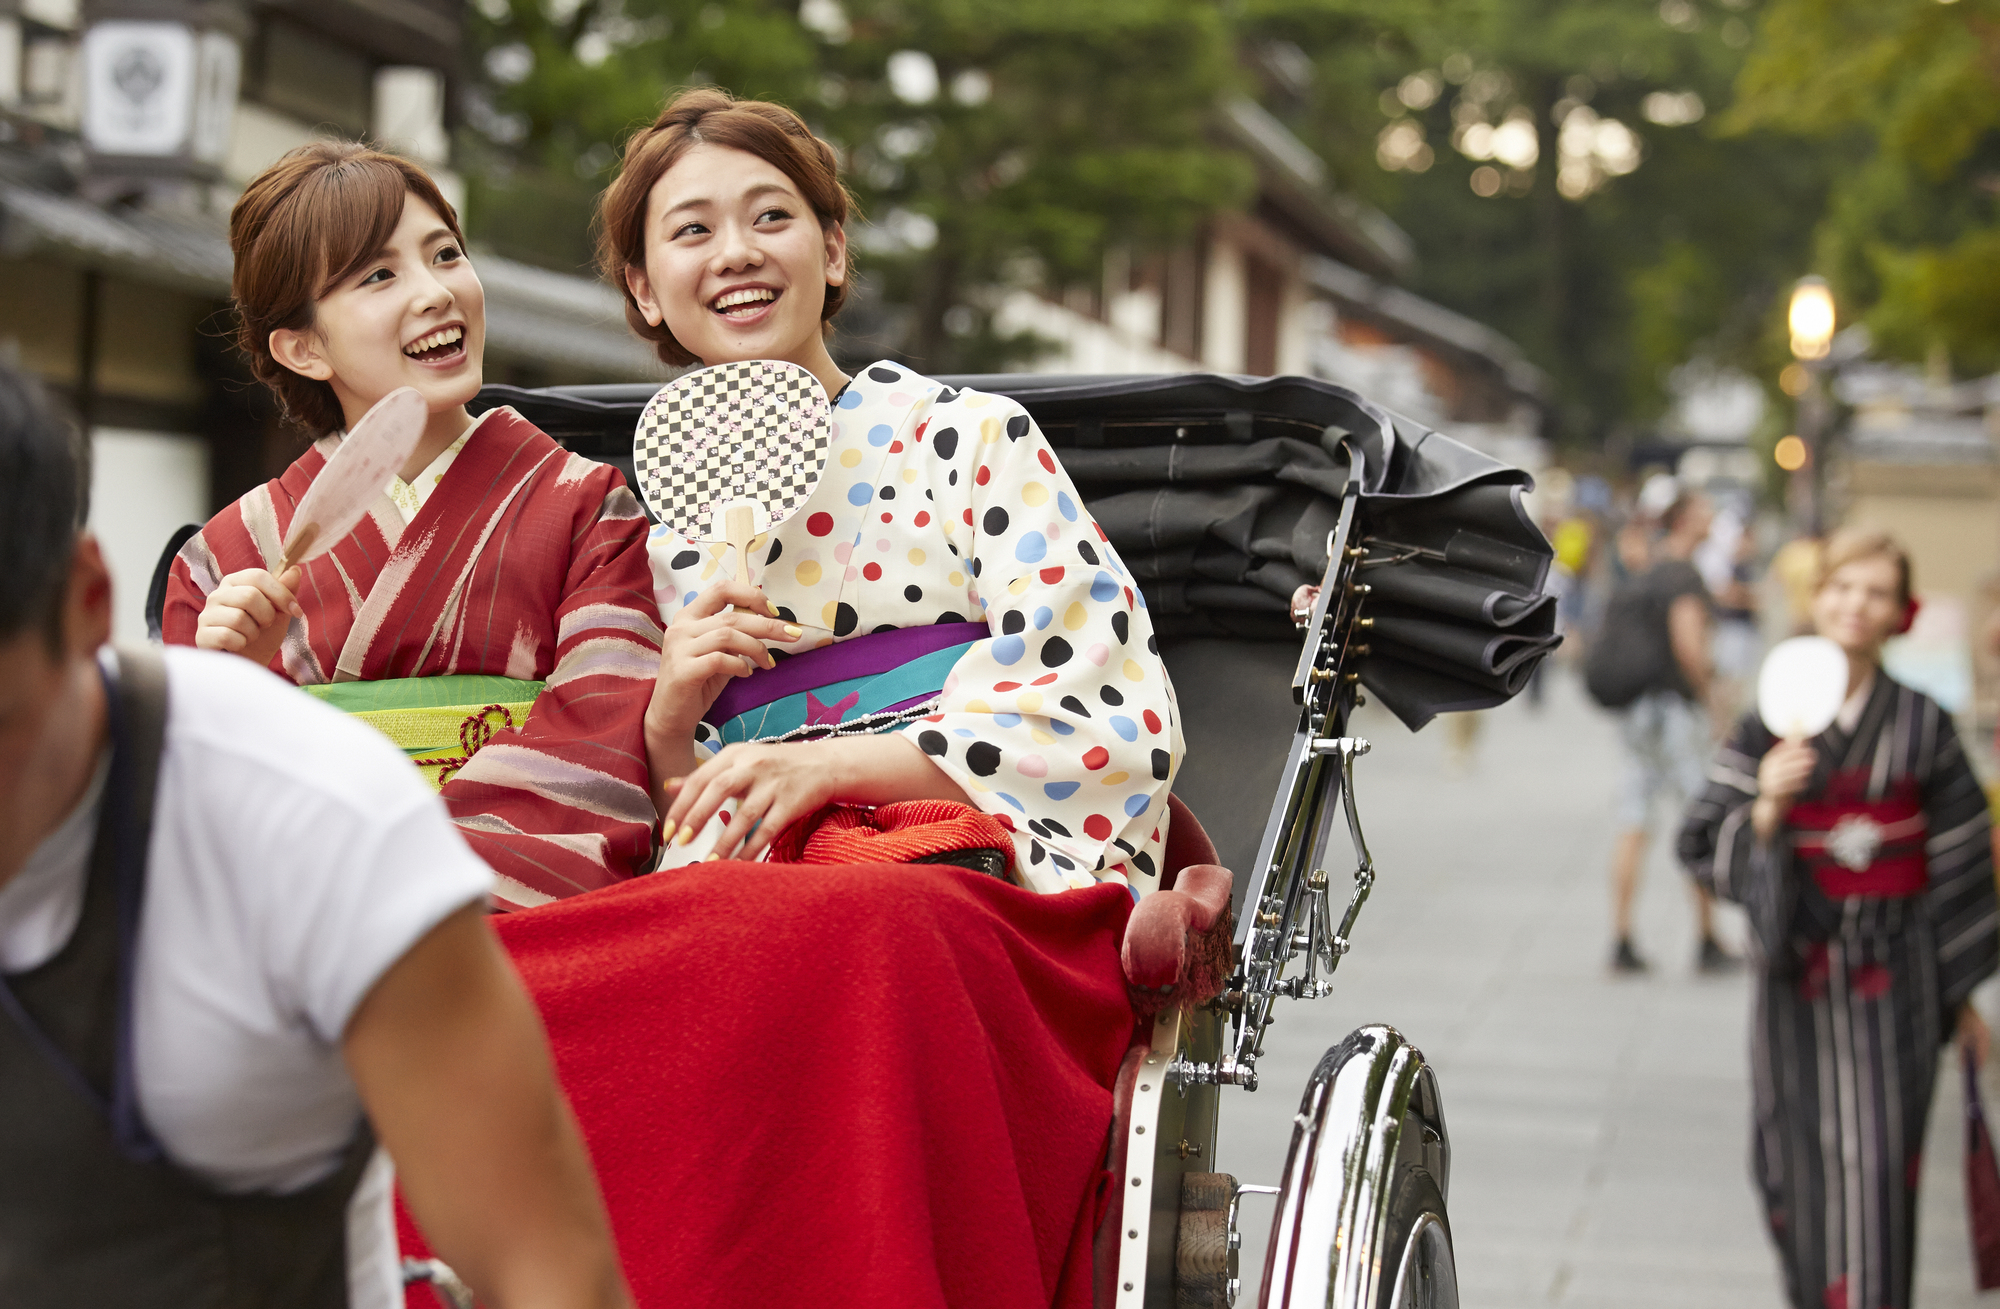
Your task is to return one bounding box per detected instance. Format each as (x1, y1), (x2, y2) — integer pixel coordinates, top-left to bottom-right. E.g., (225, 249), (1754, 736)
(1008, 577), (1029, 596)
(963, 393), (990, 409)
(1064, 872), (1094, 890)
(839, 447), (863, 468)
(700, 558), (719, 580)
(908, 548), (926, 566)
(901, 468), (918, 483)
(966, 778), (990, 793)
(821, 601), (842, 629)
(709, 543), (728, 558)
(1100, 771), (1129, 785)
(1030, 728), (1054, 745)
(1123, 659), (1145, 682)
(948, 571), (965, 587)
(1022, 482), (1048, 507)
(795, 560), (822, 587)
(966, 698), (992, 714)
(981, 416), (1002, 444)
(1064, 602), (1088, 631)
(1018, 692), (1043, 714)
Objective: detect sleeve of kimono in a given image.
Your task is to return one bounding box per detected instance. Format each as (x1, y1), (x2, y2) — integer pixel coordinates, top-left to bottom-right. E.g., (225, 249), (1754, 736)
(441, 469), (664, 904)
(1676, 712), (1839, 966)
(1914, 693), (1998, 1011)
(906, 393), (1184, 889)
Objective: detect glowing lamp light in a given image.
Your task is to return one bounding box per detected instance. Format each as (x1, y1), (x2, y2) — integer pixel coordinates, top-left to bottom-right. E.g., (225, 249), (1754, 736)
(1789, 276), (1835, 361)
(1774, 435), (1808, 471)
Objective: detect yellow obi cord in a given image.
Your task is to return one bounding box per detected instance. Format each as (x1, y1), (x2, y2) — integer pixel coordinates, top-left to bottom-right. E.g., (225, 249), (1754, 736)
(303, 675), (542, 791)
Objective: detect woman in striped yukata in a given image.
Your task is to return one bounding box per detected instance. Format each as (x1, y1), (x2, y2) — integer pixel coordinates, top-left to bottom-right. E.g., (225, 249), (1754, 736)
(1679, 528), (1998, 1309)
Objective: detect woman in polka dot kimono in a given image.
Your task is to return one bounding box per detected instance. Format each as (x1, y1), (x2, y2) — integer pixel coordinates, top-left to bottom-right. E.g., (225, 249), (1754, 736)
(604, 89), (1183, 895)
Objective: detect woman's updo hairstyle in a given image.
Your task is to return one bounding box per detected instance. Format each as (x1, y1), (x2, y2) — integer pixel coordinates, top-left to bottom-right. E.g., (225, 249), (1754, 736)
(229, 141), (466, 435)
(1817, 527), (1914, 609)
(597, 87), (854, 367)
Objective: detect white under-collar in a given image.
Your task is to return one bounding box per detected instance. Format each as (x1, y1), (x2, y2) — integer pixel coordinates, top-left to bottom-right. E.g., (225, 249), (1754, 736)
(1835, 668), (1876, 734)
(382, 409), (501, 524)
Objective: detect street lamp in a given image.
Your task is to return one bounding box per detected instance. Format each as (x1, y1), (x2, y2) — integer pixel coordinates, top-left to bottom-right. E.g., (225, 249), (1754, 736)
(1787, 276), (1836, 534)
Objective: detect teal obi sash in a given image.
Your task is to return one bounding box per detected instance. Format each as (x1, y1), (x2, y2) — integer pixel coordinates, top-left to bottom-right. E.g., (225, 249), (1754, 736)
(710, 622), (988, 745)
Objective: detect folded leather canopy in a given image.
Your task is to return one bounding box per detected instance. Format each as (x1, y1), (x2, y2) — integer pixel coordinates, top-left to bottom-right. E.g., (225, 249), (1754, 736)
(474, 370), (1558, 731)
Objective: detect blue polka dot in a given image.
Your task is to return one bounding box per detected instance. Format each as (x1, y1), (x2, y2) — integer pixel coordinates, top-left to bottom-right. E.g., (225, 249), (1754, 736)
(997, 792), (1026, 812)
(953, 728), (977, 738)
(1044, 781), (1080, 801)
(1033, 606), (1053, 631)
(1135, 588), (1147, 609)
(846, 482), (873, 506)
(993, 634), (1026, 665)
(867, 423), (894, 447)
(994, 712), (1022, 727)
(1090, 571), (1119, 602)
(1123, 794), (1150, 817)
(1015, 532), (1047, 563)
(839, 389), (864, 409)
(683, 590), (699, 607)
(1109, 715), (1138, 741)
(649, 522), (671, 538)
(1057, 492), (1078, 522)
(1048, 720), (1075, 736)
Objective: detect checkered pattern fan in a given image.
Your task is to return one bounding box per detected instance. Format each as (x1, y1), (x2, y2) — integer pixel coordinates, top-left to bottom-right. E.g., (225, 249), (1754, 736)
(632, 359), (833, 540)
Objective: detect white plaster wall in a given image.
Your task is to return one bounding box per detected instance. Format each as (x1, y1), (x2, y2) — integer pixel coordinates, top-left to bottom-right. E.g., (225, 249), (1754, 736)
(88, 428), (208, 644)
(1276, 276), (1310, 378)
(1201, 237), (1246, 374)
(993, 289), (1198, 374)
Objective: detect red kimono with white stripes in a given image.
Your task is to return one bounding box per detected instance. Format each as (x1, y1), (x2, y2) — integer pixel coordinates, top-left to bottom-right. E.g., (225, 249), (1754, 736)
(162, 406), (663, 908)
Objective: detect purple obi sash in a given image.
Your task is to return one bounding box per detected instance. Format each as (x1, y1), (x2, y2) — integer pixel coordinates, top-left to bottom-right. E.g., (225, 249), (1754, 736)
(709, 622), (990, 743)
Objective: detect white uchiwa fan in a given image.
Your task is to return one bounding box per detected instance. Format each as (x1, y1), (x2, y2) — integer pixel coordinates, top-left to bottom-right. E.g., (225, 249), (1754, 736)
(1757, 635), (1849, 741)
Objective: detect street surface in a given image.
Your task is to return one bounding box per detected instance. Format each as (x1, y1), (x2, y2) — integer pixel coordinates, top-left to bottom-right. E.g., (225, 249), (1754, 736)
(1165, 644), (1995, 1308)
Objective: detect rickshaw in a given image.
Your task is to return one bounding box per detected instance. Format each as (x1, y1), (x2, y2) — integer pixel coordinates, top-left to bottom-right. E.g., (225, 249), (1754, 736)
(145, 371), (1556, 1309)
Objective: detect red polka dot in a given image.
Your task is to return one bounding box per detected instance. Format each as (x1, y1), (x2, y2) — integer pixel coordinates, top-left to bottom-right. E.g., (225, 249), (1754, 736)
(975, 465), (991, 486)
(1038, 449), (1057, 473)
(915, 421), (929, 442)
(1083, 813), (1113, 840)
(995, 813), (1015, 831)
(1082, 746), (1110, 770)
(862, 562), (883, 581)
(995, 681), (1021, 691)
(1032, 673), (1058, 686)
(890, 441), (904, 453)
(915, 511), (931, 527)
(1143, 710), (1162, 734)
(1095, 524), (1108, 541)
(881, 512), (893, 523)
(1124, 588), (1134, 608)
(718, 810), (731, 824)
(963, 509), (974, 526)
(807, 512), (834, 536)
(1039, 566), (1064, 584)
(924, 713), (945, 722)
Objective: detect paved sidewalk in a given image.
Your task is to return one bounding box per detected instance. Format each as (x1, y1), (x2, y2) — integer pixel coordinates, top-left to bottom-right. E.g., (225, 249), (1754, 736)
(1177, 653), (1994, 1308)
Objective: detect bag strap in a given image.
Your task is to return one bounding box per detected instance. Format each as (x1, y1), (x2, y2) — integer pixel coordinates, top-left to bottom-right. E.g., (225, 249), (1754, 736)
(106, 647), (170, 1160)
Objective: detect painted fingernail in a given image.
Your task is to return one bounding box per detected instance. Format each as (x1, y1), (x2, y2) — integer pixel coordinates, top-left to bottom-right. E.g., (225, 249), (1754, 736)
(766, 600), (779, 616)
(658, 820), (676, 844)
(677, 826), (695, 845)
(783, 624), (802, 639)
(705, 852), (723, 861)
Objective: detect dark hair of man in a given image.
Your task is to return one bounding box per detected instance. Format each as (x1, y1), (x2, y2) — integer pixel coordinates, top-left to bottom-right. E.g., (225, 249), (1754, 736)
(0, 363), (85, 648)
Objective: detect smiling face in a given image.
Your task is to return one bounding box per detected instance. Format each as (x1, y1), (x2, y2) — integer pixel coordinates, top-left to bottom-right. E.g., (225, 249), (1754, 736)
(269, 193), (486, 431)
(624, 143), (847, 385)
(1812, 553), (1906, 665)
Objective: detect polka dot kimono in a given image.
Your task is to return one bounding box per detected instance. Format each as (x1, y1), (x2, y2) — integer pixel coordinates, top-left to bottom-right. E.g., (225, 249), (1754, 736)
(647, 361), (1185, 896)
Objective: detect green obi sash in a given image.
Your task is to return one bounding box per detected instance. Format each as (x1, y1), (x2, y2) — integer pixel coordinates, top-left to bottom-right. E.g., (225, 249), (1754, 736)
(304, 675), (542, 791)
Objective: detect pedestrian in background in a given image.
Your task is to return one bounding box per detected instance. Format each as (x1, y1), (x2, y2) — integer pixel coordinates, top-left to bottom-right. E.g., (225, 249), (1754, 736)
(1586, 484), (1735, 973)
(1678, 528), (1996, 1309)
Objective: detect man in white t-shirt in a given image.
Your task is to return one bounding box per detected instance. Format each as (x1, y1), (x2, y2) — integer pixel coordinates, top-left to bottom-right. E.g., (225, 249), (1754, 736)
(0, 366), (634, 1307)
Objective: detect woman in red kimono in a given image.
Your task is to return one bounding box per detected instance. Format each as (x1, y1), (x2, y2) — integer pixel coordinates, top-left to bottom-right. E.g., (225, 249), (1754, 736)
(161, 143), (664, 909)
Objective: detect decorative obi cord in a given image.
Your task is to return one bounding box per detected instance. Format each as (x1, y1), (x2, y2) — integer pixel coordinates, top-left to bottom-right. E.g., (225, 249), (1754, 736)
(1789, 773), (1929, 899)
(303, 675), (542, 790)
(703, 622), (989, 747)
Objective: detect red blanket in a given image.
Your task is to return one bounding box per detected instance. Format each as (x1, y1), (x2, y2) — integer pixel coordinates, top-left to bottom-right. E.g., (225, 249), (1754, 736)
(403, 861), (1137, 1308)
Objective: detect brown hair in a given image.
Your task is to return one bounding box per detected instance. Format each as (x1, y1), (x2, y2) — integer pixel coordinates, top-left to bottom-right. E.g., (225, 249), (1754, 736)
(596, 87), (853, 367)
(1817, 527), (1913, 606)
(229, 141), (466, 435)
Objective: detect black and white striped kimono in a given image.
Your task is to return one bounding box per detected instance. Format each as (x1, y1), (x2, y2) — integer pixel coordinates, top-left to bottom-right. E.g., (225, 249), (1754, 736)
(1679, 672), (1997, 1309)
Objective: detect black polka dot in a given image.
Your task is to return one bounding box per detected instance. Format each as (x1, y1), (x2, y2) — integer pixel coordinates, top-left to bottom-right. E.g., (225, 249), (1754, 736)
(947, 542), (959, 556)
(1151, 749), (1171, 780)
(925, 489), (934, 500)
(938, 387), (960, 403)
(1029, 840), (1046, 865)
(1114, 837), (1136, 855)
(1112, 611), (1130, 644)
(1099, 685), (1124, 705)
(765, 538), (783, 563)
(966, 741), (1002, 776)
(693, 723), (712, 742)
(832, 603), (858, 636)
(671, 549), (700, 569)
(1006, 414), (1030, 441)
(1042, 817), (1072, 838)
(1028, 819), (1050, 838)
(1078, 541), (1098, 565)
(933, 611), (964, 624)
(1133, 851), (1156, 877)
(971, 557), (983, 577)
(776, 606), (797, 623)
(948, 468), (959, 486)
(1147, 634), (1158, 653)
(982, 506), (1009, 536)
(934, 427), (959, 459)
(880, 485), (895, 500)
(871, 623), (898, 635)
(1040, 636), (1073, 668)
(1051, 853), (1075, 872)
(918, 730), (948, 757)
(868, 366), (900, 382)
(1060, 695), (1090, 717)
(769, 648), (792, 663)
(904, 584), (923, 602)
(1001, 610), (1025, 635)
